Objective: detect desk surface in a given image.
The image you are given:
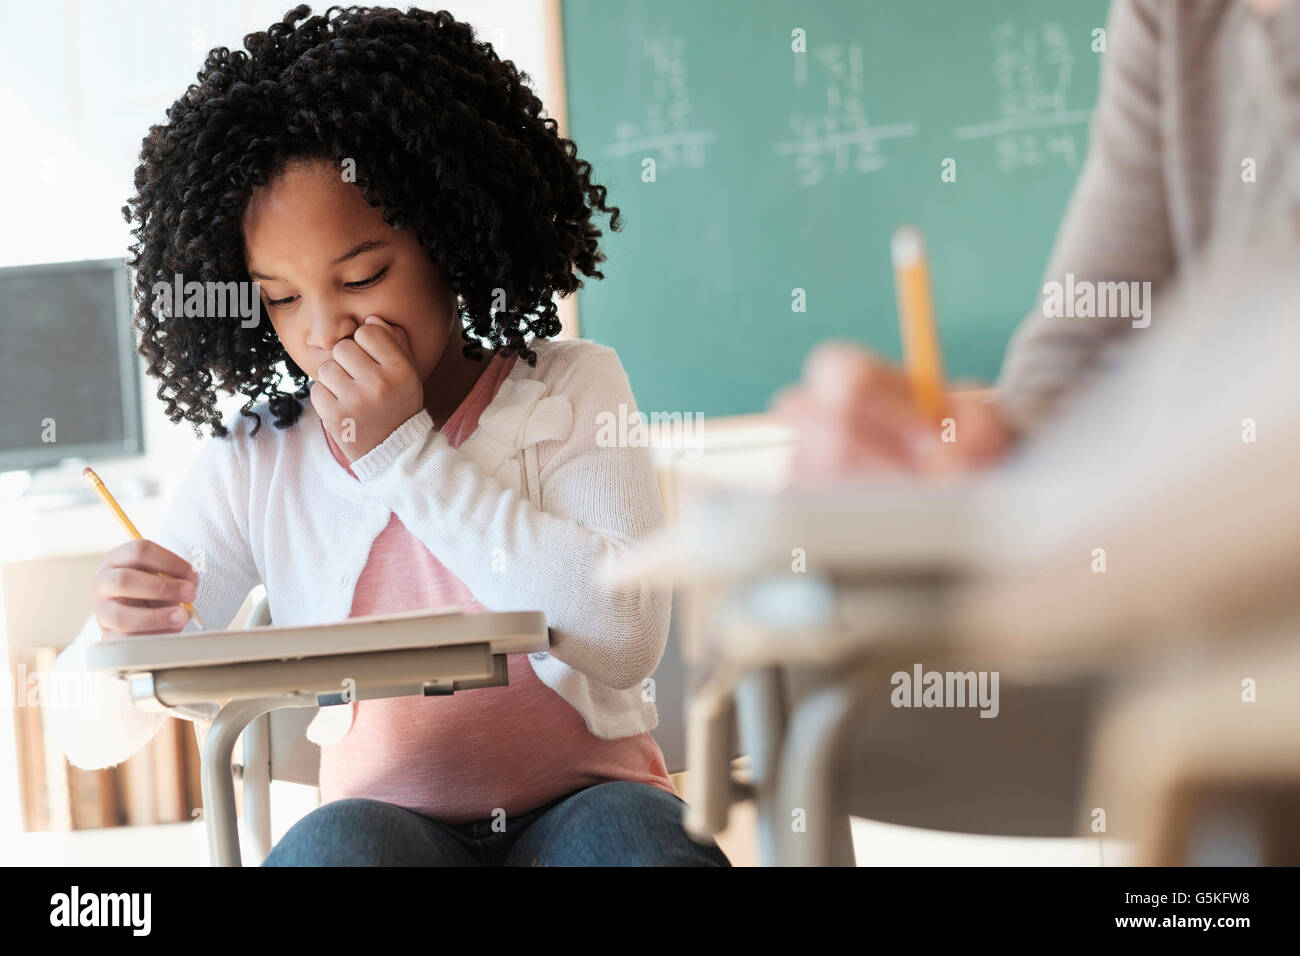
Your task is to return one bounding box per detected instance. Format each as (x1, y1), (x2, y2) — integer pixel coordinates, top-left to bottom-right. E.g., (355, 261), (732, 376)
(610, 480), (983, 589)
(613, 417), (1300, 674)
(86, 608), (548, 673)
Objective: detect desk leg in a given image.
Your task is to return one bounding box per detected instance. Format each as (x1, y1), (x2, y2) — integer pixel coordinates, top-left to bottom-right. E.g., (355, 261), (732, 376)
(683, 678), (738, 842)
(201, 697), (295, 867)
(732, 667), (787, 867)
(242, 712), (272, 866)
(776, 662), (872, 867)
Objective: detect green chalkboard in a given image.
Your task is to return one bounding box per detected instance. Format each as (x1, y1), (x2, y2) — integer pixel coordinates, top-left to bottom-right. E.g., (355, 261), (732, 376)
(562, 0), (1111, 417)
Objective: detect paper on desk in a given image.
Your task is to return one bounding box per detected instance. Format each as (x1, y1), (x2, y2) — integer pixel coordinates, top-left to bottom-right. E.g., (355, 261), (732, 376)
(600, 475), (981, 590)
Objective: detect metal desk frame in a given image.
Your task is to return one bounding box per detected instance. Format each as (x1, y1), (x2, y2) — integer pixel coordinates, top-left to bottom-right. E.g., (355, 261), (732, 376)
(88, 610), (548, 866)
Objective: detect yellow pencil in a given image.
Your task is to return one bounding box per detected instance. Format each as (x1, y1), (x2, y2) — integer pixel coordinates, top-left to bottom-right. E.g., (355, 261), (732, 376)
(891, 225), (948, 423)
(82, 467), (204, 628)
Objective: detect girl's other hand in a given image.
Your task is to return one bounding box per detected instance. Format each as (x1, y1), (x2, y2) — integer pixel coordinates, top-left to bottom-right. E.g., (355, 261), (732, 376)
(771, 341), (1013, 482)
(92, 540), (199, 639)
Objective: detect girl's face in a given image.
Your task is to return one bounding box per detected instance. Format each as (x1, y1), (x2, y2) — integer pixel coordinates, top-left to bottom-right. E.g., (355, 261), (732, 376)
(241, 158), (457, 386)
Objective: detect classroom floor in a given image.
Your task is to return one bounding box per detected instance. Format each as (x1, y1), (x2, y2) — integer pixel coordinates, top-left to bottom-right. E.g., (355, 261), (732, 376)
(8, 783), (1135, 866)
(711, 799), (1135, 866)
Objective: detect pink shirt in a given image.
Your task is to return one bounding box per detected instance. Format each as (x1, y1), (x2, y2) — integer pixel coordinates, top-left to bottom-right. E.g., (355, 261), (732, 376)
(316, 353), (677, 824)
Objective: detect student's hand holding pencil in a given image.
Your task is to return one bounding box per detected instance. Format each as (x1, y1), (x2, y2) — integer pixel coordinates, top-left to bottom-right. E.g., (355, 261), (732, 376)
(772, 226), (1012, 482)
(771, 342), (1011, 480)
(91, 539), (201, 639)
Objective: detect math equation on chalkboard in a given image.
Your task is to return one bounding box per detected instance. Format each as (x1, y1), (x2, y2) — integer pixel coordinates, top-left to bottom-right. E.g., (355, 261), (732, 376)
(774, 42), (918, 188)
(954, 22), (1087, 174)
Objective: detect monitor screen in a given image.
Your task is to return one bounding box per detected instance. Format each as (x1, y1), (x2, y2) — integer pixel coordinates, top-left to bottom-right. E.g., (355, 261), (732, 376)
(0, 259), (143, 471)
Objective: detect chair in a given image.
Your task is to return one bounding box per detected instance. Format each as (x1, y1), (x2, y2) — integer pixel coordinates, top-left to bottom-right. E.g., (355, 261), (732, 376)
(192, 592), (742, 866)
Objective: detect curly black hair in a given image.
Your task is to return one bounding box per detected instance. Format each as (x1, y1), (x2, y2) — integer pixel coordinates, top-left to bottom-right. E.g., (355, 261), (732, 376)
(123, 4), (621, 438)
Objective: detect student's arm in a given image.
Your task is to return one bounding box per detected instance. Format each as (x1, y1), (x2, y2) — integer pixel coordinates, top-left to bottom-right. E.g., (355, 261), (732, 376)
(996, 0), (1176, 434)
(348, 349), (670, 691)
(48, 420), (260, 770)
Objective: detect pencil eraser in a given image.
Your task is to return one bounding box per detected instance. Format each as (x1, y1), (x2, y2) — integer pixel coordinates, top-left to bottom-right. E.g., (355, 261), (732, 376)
(891, 226), (926, 268)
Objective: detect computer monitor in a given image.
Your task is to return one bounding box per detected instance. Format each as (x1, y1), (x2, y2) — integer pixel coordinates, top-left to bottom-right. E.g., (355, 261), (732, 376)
(0, 258), (144, 473)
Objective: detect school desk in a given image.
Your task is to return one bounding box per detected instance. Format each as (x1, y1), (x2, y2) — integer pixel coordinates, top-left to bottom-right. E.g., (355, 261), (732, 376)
(612, 395), (1300, 865)
(611, 473), (1299, 865)
(87, 608), (548, 866)
(608, 480), (1070, 866)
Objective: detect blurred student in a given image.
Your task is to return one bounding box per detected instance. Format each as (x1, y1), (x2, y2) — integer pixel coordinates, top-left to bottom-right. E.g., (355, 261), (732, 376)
(773, 0), (1300, 478)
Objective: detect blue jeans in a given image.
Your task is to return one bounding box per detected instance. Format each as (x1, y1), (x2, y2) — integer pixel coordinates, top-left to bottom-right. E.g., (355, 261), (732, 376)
(262, 780), (733, 866)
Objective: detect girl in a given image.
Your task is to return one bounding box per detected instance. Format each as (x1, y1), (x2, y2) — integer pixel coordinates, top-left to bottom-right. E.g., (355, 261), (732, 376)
(51, 4), (729, 867)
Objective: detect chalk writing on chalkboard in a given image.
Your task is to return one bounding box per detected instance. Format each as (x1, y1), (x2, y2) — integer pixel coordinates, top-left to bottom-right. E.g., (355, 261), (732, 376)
(953, 22), (1088, 173)
(603, 34), (717, 170)
(773, 43), (918, 188)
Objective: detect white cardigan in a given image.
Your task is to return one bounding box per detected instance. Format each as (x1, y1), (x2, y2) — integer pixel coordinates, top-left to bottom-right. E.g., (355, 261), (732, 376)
(50, 337), (670, 770)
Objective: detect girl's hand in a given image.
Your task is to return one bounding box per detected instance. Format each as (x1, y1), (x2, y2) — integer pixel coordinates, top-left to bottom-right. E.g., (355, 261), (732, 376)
(92, 540), (199, 639)
(771, 341), (1013, 480)
(311, 315), (426, 461)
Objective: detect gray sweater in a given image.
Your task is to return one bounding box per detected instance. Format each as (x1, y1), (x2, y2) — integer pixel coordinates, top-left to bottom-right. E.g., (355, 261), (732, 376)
(996, 0), (1300, 432)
